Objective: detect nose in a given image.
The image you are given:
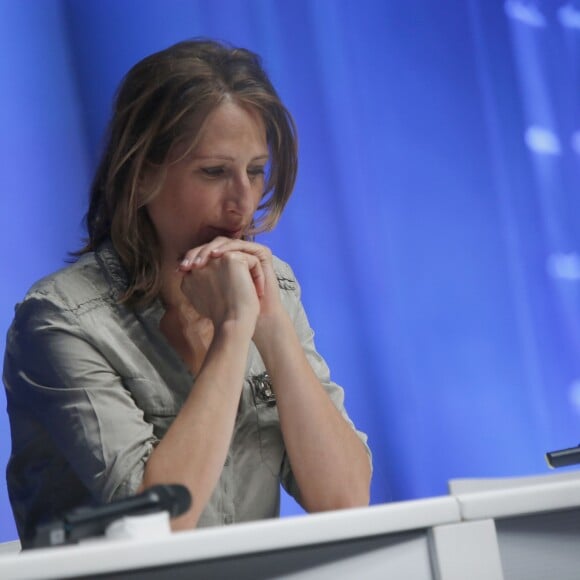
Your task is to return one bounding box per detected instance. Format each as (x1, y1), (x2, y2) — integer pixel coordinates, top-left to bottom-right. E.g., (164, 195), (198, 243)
(227, 171), (257, 216)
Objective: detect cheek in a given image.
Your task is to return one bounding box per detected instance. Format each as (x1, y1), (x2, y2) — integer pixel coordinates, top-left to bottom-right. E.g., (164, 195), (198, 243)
(146, 192), (192, 238)
(149, 182), (196, 216)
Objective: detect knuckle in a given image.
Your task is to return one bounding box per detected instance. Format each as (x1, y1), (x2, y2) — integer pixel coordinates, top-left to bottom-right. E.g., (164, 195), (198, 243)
(253, 242), (271, 257)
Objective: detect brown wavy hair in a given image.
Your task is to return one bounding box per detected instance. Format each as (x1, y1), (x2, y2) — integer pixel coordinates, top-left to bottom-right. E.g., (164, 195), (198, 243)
(77, 39), (298, 307)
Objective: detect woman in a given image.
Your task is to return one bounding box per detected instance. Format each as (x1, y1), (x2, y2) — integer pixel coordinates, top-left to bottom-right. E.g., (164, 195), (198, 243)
(4, 39), (372, 547)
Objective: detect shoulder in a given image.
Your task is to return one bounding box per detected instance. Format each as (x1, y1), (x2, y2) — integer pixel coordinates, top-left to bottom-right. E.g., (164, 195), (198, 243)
(28, 254), (110, 308)
(12, 253), (114, 330)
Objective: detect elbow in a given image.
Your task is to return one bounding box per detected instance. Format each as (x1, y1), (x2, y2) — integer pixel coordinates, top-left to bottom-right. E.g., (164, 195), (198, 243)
(334, 464), (372, 509)
(304, 480), (371, 513)
(336, 484), (371, 510)
(138, 471), (201, 531)
(305, 493), (369, 514)
(169, 508), (200, 532)
(352, 487), (371, 509)
(328, 495), (370, 512)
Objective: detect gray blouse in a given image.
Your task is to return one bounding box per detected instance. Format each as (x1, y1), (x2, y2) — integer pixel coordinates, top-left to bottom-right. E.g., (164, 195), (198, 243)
(4, 241), (370, 546)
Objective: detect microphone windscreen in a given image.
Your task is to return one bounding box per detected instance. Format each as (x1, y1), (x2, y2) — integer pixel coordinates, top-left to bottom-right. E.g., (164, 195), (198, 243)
(155, 484), (192, 517)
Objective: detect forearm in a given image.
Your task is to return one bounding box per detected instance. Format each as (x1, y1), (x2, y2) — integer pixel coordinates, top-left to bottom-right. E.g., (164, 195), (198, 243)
(141, 320), (253, 528)
(255, 314), (371, 512)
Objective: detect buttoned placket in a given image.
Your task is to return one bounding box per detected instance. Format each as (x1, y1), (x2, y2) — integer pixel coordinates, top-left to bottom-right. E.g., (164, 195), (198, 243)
(222, 453), (235, 525)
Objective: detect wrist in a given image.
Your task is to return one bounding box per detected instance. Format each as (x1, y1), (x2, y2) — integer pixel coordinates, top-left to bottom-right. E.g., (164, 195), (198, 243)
(253, 310), (293, 353)
(214, 316), (256, 345)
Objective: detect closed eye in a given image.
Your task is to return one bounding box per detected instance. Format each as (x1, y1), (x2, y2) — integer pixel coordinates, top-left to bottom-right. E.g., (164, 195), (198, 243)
(201, 166), (225, 177)
(248, 166), (266, 178)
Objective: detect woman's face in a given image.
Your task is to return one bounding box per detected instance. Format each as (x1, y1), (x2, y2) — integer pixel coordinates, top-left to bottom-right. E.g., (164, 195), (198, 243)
(146, 100), (269, 262)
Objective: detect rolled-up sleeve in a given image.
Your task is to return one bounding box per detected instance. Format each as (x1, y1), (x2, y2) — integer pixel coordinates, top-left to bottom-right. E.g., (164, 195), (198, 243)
(5, 295), (158, 503)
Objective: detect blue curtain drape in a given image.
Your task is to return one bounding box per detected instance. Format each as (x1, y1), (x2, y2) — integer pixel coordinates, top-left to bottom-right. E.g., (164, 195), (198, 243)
(1, 0), (578, 542)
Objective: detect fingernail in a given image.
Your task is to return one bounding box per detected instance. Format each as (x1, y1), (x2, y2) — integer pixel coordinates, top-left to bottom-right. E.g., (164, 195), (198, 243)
(180, 258), (192, 267)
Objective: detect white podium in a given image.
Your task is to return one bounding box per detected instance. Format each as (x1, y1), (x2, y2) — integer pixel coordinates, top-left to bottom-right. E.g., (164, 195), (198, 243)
(1, 470), (579, 579)
(449, 470), (580, 580)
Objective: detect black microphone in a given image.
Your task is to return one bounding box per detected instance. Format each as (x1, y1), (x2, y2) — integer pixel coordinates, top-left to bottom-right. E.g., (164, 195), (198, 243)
(545, 444), (580, 468)
(32, 484), (191, 548)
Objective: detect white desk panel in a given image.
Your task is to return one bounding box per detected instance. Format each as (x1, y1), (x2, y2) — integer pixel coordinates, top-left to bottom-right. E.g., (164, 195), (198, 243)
(450, 470), (580, 521)
(450, 470), (580, 580)
(0, 497), (460, 580)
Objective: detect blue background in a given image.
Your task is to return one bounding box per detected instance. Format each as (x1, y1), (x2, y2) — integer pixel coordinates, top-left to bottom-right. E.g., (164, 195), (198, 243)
(1, 0), (579, 541)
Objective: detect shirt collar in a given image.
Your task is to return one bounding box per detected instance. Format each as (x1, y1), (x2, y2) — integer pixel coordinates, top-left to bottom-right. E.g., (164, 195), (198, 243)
(95, 239), (165, 324)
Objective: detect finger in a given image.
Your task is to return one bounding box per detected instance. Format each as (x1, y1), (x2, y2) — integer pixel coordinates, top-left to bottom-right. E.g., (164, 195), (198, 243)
(210, 240), (272, 266)
(178, 251), (203, 271)
(246, 255), (265, 297)
(178, 237), (231, 271)
(224, 251), (265, 297)
(179, 238), (271, 272)
(193, 236), (237, 266)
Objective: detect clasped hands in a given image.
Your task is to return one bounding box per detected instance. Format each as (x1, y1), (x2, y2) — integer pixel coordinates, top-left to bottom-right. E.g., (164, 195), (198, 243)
(177, 237), (283, 336)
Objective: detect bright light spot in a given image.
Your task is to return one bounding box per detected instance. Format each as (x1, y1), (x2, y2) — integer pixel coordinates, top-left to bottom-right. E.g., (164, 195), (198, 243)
(505, 0), (547, 27)
(571, 131), (580, 155)
(525, 126), (562, 155)
(558, 3), (580, 29)
(568, 380), (580, 414)
(547, 253), (580, 281)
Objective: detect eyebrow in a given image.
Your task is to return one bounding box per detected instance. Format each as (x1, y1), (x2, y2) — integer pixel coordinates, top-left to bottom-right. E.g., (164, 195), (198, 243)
(192, 154), (269, 162)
